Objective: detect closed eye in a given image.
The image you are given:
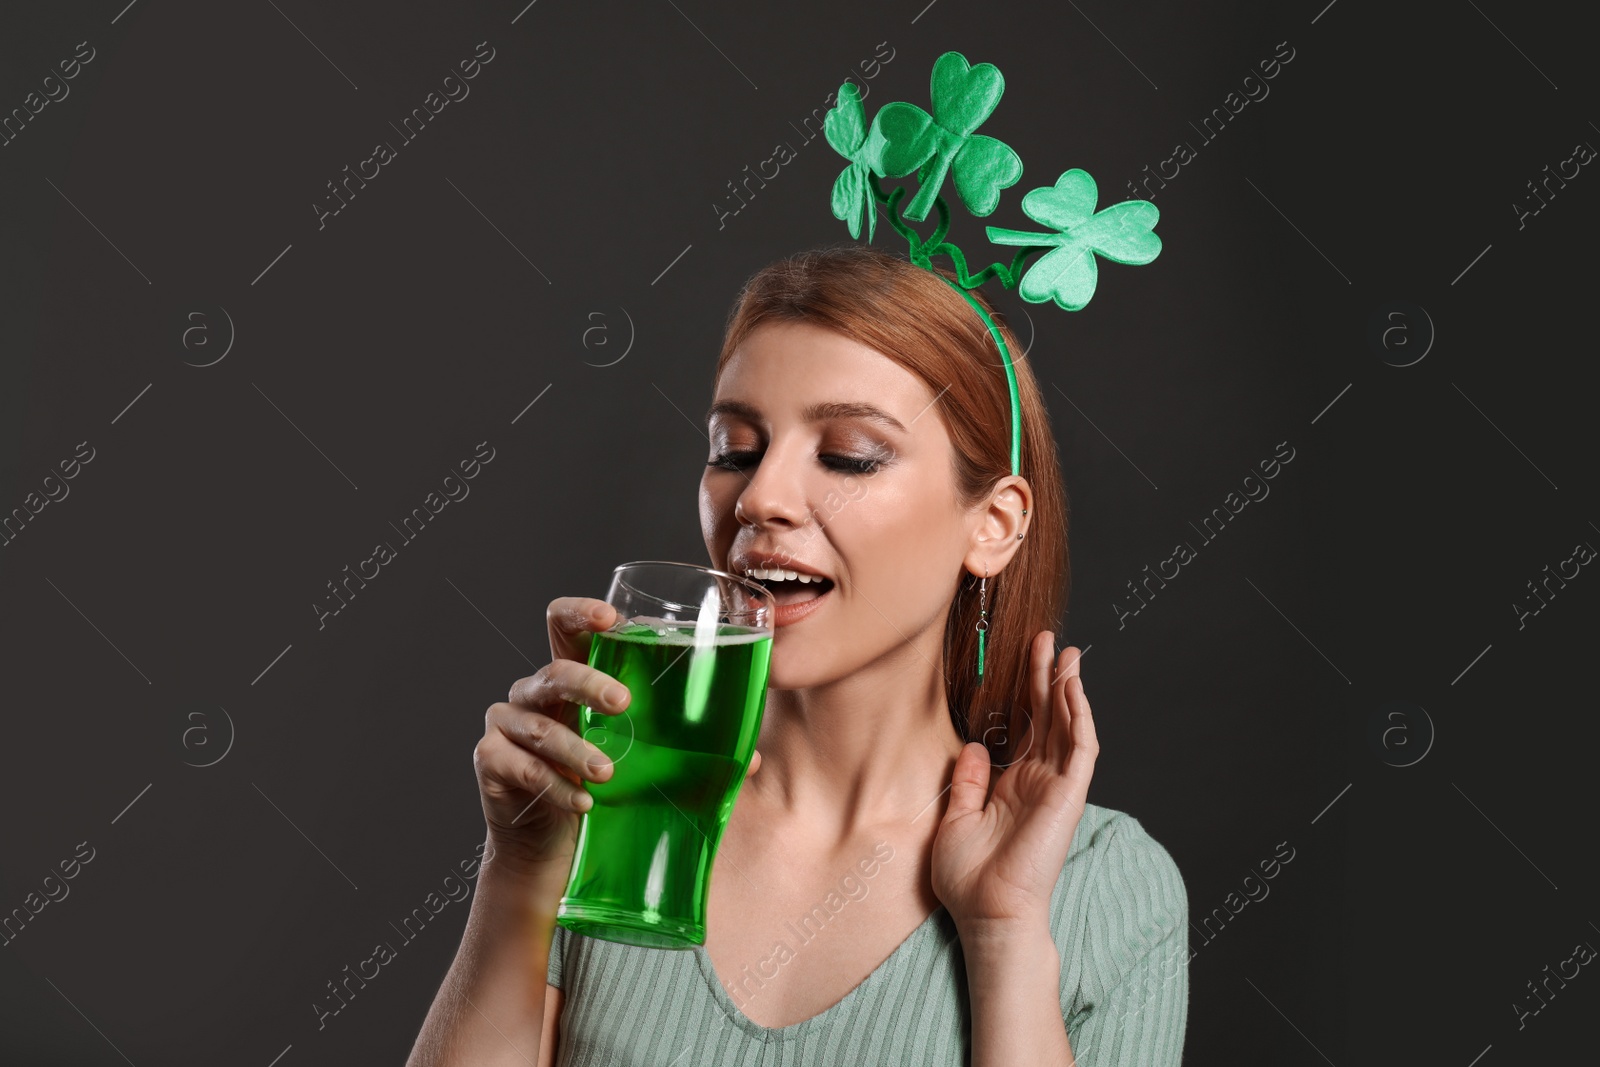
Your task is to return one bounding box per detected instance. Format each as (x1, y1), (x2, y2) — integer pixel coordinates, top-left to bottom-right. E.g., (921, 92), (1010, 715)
(706, 451), (886, 475)
(821, 454), (881, 475)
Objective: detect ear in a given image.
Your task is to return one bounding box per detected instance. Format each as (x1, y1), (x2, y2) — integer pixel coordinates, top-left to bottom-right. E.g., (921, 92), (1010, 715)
(964, 475), (1032, 578)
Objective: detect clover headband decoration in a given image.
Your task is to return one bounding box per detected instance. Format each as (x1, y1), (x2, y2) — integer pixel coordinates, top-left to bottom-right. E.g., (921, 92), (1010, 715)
(823, 50), (1163, 478)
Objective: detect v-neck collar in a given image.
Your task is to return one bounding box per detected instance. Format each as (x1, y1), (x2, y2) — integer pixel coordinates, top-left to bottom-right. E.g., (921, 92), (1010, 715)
(692, 902), (956, 1041)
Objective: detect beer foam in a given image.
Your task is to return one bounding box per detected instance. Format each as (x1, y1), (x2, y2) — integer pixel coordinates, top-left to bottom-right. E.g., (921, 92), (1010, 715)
(607, 616), (769, 645)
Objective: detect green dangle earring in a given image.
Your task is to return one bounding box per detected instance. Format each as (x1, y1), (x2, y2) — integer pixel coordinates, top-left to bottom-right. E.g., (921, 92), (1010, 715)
(975, 566), (989, 684)
(822, 50), (1164, 685)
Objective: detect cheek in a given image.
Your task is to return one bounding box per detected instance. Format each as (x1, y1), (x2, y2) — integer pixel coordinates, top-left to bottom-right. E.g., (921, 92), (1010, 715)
(698, 479), (719, 541)
(699, 477), (738, 550)
(835, 480), (962, 600)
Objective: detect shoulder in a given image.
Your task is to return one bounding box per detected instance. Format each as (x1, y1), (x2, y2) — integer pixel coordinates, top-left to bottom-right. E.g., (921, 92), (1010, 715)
(1064, 802), (1187, 914)
(1050, 802), (1188, 994)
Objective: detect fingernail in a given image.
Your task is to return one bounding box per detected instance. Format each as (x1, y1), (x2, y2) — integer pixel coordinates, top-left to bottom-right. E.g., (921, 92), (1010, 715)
(588, 756), (612, 778)
(604, 684), (628, 709)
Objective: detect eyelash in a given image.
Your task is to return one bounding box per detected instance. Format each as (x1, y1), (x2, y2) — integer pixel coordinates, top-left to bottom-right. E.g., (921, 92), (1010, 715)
(707, 450), (884, 475)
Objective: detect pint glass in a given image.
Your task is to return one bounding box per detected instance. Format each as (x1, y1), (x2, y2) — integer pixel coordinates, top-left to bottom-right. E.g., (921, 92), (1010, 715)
(556, 561), (774, 949)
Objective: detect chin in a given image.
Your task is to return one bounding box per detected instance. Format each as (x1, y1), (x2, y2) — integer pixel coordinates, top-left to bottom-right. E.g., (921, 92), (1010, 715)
(764, 658), (818, 692)
(764, 639), (847, 692)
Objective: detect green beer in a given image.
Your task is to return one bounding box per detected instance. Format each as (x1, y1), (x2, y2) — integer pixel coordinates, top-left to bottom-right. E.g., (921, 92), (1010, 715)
(557, 618), (773, 949)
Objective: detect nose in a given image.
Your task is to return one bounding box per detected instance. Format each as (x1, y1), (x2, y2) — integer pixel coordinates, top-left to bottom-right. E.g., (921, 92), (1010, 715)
(733, 447), (810, 531)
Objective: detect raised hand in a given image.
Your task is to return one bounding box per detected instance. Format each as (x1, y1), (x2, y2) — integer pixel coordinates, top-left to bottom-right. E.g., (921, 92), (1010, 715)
(931, 631), (1098, 933)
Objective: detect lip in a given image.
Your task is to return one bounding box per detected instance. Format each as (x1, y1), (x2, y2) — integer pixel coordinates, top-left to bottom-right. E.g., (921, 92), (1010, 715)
(772, 583), (831, 627)
(728, 550), (834, 628)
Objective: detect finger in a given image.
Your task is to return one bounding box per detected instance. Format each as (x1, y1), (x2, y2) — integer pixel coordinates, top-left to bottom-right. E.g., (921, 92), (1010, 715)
(1060, 673), (1099, 809)
(508, 659), (631, 720)
(943, 742), (992, 823)
(487, 700), (615, 785)
(476, 731), (594, 815)
(744, 749), (762, 778)
(1045, 645), (1080, 769)
(1062, 643), (1088, 684)
(1028, 631), (1055, 759)
(546, 597), (619, 663)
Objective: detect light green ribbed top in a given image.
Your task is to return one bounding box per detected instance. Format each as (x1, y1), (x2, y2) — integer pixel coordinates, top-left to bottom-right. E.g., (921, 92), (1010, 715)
(547, 801), (1187, 1065)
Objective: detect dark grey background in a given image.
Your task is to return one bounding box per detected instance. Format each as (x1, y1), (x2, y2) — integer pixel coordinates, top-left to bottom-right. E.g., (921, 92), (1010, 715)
(1, 0), (1593, 1063)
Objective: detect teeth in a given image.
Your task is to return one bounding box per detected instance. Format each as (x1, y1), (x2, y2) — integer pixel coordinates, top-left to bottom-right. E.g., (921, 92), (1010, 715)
(743, 565), (823, 584)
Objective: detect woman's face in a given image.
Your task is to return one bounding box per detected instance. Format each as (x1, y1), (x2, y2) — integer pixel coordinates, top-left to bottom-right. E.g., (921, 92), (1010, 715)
(700, 320), (977, 690)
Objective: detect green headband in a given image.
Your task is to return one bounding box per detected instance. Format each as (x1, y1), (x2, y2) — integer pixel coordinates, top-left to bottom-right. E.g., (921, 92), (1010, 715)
(823, 51), (1164, 476)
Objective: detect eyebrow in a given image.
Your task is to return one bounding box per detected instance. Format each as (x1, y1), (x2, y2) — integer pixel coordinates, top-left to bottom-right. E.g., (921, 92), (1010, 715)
(705, 399), (908, 433)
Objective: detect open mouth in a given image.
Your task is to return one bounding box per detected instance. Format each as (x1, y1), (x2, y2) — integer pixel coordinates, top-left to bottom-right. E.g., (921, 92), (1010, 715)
(742, 567), (835, 608)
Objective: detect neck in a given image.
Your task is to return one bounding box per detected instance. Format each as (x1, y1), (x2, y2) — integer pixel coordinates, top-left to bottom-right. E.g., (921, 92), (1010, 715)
(746, 635), (968, 841)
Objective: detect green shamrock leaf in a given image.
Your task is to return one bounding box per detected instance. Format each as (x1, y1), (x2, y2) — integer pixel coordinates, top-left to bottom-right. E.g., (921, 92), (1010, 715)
(824, 81), (876, 240)
(986, 169), (1161, 310)
(865, 52), (1021, 223)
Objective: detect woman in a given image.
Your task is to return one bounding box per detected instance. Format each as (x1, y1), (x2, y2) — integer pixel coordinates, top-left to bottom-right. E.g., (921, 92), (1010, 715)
(407, 246), (1188, 1066)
